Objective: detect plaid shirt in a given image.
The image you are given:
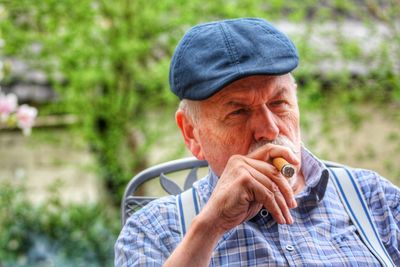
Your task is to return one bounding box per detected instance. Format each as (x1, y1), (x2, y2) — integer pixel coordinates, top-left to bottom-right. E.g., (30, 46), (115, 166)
(115, 148), (400, 266)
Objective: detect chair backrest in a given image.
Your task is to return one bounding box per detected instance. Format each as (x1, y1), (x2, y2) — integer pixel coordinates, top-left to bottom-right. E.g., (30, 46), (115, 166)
(121, 157), (342, 227)
(121, 157), (208, 226)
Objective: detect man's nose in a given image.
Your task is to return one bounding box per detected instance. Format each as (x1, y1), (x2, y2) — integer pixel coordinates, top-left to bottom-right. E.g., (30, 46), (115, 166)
(252, 106), (279, 142)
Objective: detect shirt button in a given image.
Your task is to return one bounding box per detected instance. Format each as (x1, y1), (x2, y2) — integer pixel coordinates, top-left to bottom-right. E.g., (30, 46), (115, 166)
(260, 209), (269, 217)
(285, 245), (294, 252)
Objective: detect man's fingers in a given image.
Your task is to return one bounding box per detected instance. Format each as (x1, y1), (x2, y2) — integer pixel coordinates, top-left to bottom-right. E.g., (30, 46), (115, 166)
(273, 191), (293, 224)
(243, 157), (297, 209)
(247, 143), (299, 166)
(250, 179), (286, 224)
(219, 154), (297, 226)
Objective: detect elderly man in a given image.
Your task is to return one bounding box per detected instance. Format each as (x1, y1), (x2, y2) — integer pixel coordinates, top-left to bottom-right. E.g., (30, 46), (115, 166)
(115, 18), (400, 266)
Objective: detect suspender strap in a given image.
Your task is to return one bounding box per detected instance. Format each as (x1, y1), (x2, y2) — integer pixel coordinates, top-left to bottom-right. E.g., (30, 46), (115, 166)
(176, 187), (201, 238)
(329, 167), (395, 267)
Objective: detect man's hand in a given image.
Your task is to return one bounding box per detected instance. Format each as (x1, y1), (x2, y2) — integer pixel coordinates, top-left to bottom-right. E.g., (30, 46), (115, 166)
(200, 144), (299, 235)
(164, 144), (300, 267)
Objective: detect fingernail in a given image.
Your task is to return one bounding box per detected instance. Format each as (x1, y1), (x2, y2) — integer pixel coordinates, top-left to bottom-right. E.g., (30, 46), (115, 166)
(288, 215), (294, 224)
(280, 215), (286, 224)
(291, 198), (297, 208)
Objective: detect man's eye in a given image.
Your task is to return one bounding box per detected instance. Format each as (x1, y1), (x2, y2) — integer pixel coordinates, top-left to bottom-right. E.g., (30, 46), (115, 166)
(230, 108), (247, 115)
(270, 100), (288, 107)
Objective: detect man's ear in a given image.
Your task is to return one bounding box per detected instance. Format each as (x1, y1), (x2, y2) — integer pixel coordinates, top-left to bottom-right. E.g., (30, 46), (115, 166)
(175, 110), (205, 160)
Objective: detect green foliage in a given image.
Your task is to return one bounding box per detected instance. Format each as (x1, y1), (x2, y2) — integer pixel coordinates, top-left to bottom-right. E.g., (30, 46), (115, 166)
(0, 181), (118, 266)
(1, 0), (189, 203)
(1, 0), (399, 203)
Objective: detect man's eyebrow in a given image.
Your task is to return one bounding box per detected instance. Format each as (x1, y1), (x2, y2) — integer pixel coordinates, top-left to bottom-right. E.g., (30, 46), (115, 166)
(219, 85), (293, 107)
(223, 100), (249, 107)
(272, 87), (289, 97)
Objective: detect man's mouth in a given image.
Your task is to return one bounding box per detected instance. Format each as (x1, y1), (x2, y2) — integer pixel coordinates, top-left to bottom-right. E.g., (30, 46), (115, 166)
(248, 135), (298, 154)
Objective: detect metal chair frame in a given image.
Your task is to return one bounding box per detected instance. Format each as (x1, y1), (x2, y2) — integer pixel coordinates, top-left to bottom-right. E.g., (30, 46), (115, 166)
(121, 157), (208, 226)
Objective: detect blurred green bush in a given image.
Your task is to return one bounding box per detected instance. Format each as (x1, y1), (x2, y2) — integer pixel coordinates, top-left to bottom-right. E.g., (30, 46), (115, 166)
(0, 181), (118, 266)
(1, 0), (399, 204)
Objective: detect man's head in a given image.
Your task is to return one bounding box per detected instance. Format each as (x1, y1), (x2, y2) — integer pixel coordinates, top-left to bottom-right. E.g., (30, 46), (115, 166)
(176, 74), (301, 175)
(170, 18), (301, 175)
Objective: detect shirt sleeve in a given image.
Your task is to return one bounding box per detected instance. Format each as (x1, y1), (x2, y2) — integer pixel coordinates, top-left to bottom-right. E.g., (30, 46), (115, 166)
(114, 196), (181, 267)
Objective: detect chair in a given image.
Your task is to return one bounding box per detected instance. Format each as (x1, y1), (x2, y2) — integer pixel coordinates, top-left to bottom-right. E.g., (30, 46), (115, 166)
(121, 157), (208, 226)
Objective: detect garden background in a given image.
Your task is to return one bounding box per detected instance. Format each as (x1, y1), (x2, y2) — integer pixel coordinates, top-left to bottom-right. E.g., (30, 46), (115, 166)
(0, 0), (399, 266)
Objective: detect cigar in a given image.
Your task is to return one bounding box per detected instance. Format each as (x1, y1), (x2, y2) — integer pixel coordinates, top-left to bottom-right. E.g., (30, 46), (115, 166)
(272, 157), (295, 178)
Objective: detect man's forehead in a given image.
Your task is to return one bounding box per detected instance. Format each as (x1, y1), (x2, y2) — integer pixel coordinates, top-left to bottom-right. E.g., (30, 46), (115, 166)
(207, 75), (293, 104)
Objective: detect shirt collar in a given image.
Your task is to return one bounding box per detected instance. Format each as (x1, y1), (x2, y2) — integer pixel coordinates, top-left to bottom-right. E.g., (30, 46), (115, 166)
(206, 168), (219, 196)
(193, 167), (218, 206)
(299, 146), (330, 202)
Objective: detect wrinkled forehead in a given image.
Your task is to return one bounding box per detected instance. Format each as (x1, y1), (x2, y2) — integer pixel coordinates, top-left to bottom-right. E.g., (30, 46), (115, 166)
(204, 74), (296, 105)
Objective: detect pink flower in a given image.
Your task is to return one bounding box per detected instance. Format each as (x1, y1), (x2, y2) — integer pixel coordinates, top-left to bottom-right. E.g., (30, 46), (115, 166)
(0, 93), (17, 121)
(16, 104), (38, 136)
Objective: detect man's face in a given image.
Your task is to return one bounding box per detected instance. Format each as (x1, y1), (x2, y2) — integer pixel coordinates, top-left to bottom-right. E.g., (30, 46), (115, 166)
(193, 74), (301, 176)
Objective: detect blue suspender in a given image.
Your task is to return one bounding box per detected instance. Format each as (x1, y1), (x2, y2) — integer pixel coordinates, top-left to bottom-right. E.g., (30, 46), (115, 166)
(176, 167), (394, 266)
(329, 167), (395, 267)
(176, 187), (200, 239)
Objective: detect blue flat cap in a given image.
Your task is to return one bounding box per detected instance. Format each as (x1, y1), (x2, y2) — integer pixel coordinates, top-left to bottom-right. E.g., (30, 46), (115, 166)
(169, 18), (299, 100)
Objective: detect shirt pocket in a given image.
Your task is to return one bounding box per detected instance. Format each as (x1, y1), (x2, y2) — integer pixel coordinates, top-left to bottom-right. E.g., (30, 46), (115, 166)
(332, 225), (364, 249)
(331, 225), (381, 266)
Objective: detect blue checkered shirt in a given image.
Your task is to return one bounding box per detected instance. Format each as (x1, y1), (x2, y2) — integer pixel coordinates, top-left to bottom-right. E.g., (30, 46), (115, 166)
(115, 148), (400, 266)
